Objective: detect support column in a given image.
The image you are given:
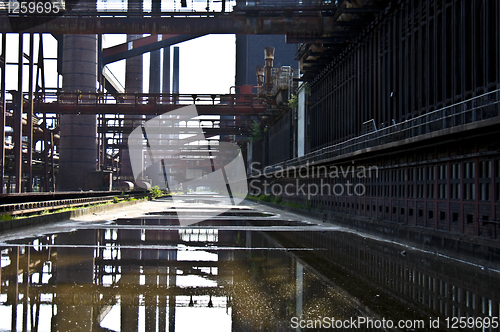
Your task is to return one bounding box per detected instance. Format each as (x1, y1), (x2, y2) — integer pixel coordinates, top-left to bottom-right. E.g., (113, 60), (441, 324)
(42, 115), (49, 192)
(172, 47), (179, 95)
(14, 33), (24, 193)
(150, 45), (161, 95)
(0, 33), (7, 194)
(120, 30), (144, 183)
(162, 47), (170, 95)
(58, 34), (98, 191)
(0, 32), (6, 193)
(27, 33), (34, 191)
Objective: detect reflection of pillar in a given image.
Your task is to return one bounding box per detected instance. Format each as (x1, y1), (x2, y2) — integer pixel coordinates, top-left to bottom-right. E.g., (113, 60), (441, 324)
(120, 229), (141, 332)
(8, 247), (19, 331)
(296, 261), (303, 332)
(145, 269), (158, 332)
(144, 227), (159, 332)
(58, 33), (98, 190)
(168, 264), (176, 332)
(22, 245), (30, 332)
(158, 266), (167, 332)
(166, 231), (178, 332)
(55, 230), (95, 331)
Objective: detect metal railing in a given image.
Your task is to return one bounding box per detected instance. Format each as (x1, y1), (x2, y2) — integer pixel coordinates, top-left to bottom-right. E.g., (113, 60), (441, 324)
(257, 89), (500, 176)
(32, 91), (267, 108)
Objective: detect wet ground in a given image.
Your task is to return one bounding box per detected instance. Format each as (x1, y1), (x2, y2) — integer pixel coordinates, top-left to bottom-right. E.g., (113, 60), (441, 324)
(1, 194), (499, 331)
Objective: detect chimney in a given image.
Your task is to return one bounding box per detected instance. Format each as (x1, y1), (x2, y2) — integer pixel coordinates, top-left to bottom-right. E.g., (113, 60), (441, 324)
(256, 65), (265, 91)
(264, 47), (275, 91)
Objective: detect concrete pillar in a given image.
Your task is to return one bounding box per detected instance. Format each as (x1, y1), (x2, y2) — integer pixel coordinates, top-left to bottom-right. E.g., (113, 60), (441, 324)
(14, 33), (23, 193)
(0, 33), (5, 193)
(125, 35), (143, 94)
(150, 47), (161, 94)
(162, 47), (170, 94)
(172, 47), (179, 94)
(120, 33), (144, 182)
(58, 34), (97, 191)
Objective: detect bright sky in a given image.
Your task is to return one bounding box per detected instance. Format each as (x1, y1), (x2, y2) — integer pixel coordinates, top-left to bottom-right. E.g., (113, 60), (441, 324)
(104, 34), (236, 95)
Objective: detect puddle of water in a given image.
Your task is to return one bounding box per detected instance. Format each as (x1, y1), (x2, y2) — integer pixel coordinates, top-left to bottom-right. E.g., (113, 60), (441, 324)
(1, 214), (500, 331)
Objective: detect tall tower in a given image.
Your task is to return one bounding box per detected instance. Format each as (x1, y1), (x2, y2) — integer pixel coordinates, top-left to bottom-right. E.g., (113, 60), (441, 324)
(58, 26), (98, 190)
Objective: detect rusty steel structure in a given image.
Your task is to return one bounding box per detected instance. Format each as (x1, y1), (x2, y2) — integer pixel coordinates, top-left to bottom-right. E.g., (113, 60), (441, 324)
(2, 0), (500, 259)
(246, 0), (500, 259)
(0, 0), (390, 192)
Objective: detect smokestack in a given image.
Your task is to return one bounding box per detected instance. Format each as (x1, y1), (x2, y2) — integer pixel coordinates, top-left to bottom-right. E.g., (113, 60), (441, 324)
(264, 47), (275, 91)
(256, 65), (264, 91)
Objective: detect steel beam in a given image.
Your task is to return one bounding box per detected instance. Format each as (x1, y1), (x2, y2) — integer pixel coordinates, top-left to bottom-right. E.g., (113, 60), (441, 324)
(0, 15), (324, 35)
(103, 34), (203, 64)
(34, 103), (267, 116)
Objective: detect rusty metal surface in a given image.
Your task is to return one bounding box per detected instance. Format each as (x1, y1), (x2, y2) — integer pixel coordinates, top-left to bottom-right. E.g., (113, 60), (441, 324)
(32, 92), (268, 116)
(0, 14), (325, 34)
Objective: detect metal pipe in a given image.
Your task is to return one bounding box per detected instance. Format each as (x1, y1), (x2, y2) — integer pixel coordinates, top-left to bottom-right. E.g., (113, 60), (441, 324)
(27, 33), (34, 192)
(14, 33), (24, 193)
(172, 46), (180, 95)
(43, 114), (49, 192)
(0, 32), (6, 193)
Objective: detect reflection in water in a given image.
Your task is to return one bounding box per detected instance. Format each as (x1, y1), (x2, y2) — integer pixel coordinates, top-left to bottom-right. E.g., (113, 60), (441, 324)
(1, 213), (500, 331)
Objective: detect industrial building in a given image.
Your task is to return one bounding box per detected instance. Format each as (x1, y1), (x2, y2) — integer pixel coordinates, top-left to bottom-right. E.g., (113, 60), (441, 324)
(1, 0), (500, 330)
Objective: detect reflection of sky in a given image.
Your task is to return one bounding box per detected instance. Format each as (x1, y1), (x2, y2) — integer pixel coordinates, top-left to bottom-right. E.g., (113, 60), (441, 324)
(95, 0), (236, 13)
(100, 304), (232, 332)
(97, 248), (229, 331)
(0, 247), (229, 331)
(0, 301), (232, 331)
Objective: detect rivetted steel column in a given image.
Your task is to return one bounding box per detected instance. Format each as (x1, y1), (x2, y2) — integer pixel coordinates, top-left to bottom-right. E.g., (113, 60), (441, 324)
(172, 47), (179, 94)
(150, 44), (161, 95)
(121, 0), (144, 183)
(14, 33), (24, 193)
(58, 34), (98, 191)
(150, 0), (161, 95)
(0, 33), (5, 193)
(125, 35), (143, 94)
(162, 47), (170, 95)
(119, 34), (143, 183)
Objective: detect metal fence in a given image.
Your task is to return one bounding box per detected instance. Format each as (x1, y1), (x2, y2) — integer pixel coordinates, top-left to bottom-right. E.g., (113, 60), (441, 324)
(258, 88), (500, 176)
